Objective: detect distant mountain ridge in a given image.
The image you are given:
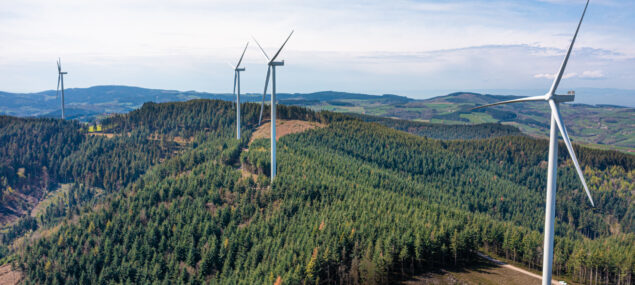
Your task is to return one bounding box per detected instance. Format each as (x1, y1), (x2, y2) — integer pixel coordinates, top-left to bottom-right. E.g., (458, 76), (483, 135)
(0, 85), (630, 118)
(0, 85), (410, 119)
(0, 85), (633, 150)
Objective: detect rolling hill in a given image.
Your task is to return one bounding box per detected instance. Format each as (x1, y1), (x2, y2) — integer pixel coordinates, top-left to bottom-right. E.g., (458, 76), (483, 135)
(1, 86), (632, 152)
(303, 92), (635, 152)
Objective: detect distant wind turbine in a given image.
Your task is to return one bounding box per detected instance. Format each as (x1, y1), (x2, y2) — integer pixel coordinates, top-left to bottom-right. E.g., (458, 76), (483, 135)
(231, 42), (249, 140)
(472, 1), (593, 285)
(56, 58), (68, 119)
(253, 30), (294, 180)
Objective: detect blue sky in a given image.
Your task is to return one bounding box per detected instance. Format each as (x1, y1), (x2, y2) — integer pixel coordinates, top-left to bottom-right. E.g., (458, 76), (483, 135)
(1, 0), (634, 99)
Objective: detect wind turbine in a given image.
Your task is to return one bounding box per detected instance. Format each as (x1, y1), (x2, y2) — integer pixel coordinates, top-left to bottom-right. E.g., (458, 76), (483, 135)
(56, 58), (68, 119)
(253, 30), (294, 180)
(472, 1), (593, 284)
(231, 42), (249, 140)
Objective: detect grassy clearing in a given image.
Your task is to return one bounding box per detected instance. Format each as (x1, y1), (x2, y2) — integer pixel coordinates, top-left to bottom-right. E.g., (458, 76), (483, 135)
(460, 113), (498, 124)
(430, 118), (468, 125)
(29, 184), (72, 218)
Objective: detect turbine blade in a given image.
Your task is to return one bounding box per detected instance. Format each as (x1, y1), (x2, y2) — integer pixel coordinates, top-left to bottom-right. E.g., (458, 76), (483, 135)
(548, 0), (589, 96)
(270, 30), (294, 62)
(56, 75), (61, 99)
(549, 100), (594, 206)
(252, 36), (270, 61)
(236, 41), (249, 67)
(233, 71), (237, 96)
(259, 66), (271, 125)
(57, 59), (61, 72)
(471, 95), (546, 110)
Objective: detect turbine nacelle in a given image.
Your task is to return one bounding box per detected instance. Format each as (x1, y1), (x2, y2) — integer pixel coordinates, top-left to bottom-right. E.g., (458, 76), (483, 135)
(552, 94), (575, 103)
(270, 61), (284, 67)
(235, 67), (246, 72)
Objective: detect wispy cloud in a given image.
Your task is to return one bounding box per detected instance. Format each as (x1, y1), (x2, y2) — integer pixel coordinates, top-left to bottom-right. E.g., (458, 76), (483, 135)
(534, 73), (575, 79)
(533, 70), (605, 80)
(579, 70), (606, 79)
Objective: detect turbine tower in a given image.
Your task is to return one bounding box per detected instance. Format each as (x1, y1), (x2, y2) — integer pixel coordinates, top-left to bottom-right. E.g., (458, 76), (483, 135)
(56, 58), (68, 119)
(253, 30), (294, 180)
(231, 42), (249, 140)
(472, 1), (593, 284)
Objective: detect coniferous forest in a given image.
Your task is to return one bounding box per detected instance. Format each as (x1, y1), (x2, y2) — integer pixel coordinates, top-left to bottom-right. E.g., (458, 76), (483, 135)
(0, 100), (632, 284)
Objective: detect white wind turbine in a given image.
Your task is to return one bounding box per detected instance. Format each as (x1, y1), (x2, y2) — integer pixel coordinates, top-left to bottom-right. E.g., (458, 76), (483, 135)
(253, 30), (294, 180)
(473, 1), (593, 284)
(56, 58), (68, 119)
(231, 42), (249, 140)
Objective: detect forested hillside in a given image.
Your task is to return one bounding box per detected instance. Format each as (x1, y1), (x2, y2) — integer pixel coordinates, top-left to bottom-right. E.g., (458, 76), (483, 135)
(0, 117), (180, 248)
(1, 100), (632, 284)
(0, 116), (83, 225)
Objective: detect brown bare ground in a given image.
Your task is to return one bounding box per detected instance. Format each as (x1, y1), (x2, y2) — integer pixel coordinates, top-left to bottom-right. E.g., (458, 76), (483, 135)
(403, 253), (567, 285)
(251, 120), (325, 144)
(170, 136), (192, 145)
(89, 132), (192, 145)
(0, 191), (40, 227)
(240, 167), (258, 181)
(404, 266), (543, 285)
(88, 132), (119, 138)
(0, 264), (22, 285)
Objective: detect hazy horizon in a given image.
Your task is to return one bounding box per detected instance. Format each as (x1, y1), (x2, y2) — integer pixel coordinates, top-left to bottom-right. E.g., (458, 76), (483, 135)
(2, 84), (633, 107)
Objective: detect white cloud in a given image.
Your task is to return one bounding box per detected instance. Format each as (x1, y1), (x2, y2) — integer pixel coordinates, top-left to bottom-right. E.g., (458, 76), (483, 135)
(533, 73), (577, 79)
(533, 70), (605, 80)
(579, 70), (606, 79)
(533, 73), (553, 79)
